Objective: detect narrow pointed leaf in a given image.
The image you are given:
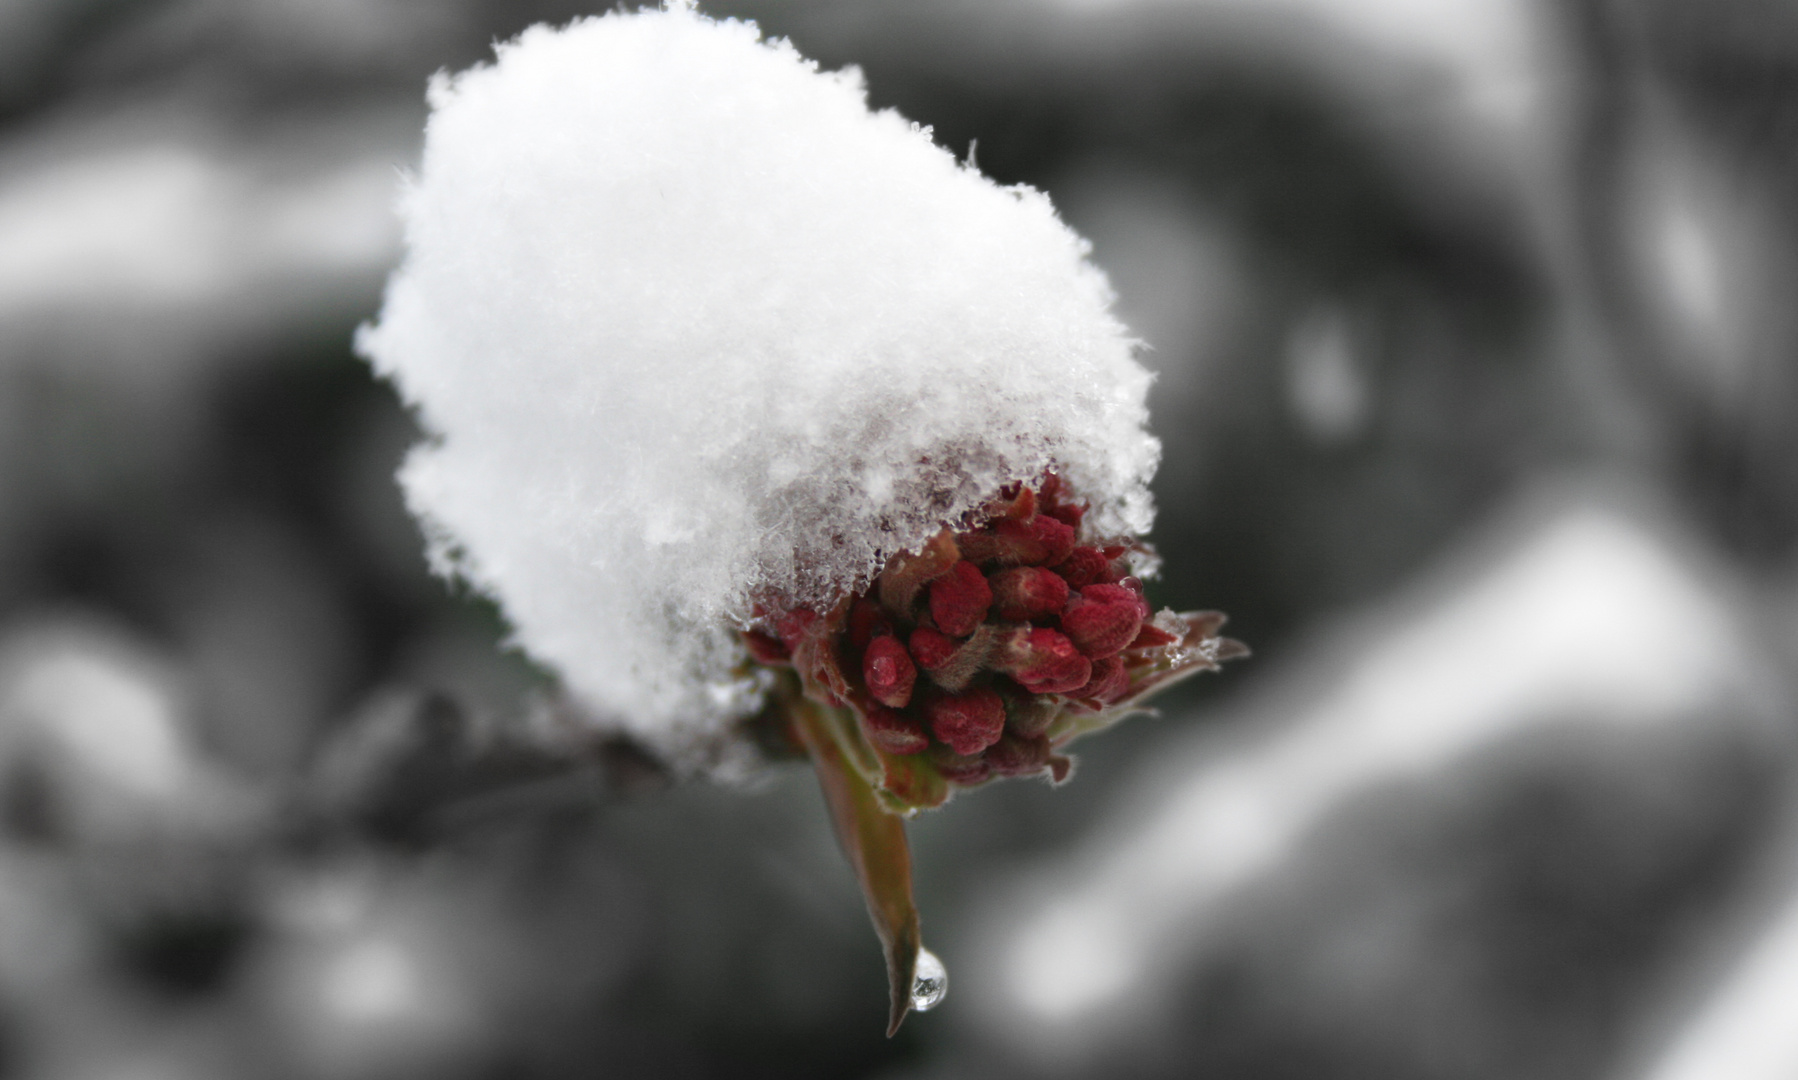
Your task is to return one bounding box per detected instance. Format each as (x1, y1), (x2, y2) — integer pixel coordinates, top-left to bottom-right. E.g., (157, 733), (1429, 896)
(791, 696), (922, 1037)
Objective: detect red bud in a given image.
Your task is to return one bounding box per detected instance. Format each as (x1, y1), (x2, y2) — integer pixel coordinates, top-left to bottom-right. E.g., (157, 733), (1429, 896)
(924, 687), (1007, 755)
(929, 560), (992, 636)
(1061, 584), (1146, 659)
(862, 635), (916, 708)
(994, 627), (1092, 694)
(1055, 546), (1117, 589)
(1074, 655), (1130, 704)
(1027, 516), (1078, 566)
(989, 566), (1071, 622)
(1087, 583), (1132, 605)
(908, 626), (958, 671)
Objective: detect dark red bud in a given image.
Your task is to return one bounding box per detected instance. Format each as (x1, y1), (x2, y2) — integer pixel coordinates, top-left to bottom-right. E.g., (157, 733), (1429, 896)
(1061, 584), (1146, 659)
(863, 705), (930, 755)
(1054, 546), (1117, 589)
(846, 597), (888, 656)
(986, 733), (1053, 777)
(908, 626), (958, 671)
(862, 635), (917, 708)
(742, 630), (790, 666)
(1083, 582), (1145, 611)
(1075, 655), (1131, 704)
(1019, 515), (1076, 566)
(990, 566), (1071, 622)
(929, 560), (992, 637)
(995, 627), (1092, 694)
(924, 687), (1007, 756)
(1003, 689), (1062, 738)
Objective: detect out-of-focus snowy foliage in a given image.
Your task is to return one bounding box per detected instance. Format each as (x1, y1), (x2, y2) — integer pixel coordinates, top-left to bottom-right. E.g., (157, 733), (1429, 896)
(359, 7), (1157, 766)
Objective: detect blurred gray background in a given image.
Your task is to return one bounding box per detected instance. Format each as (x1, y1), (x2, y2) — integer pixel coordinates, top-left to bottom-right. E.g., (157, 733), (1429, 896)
(3, 0), (1798, 1077)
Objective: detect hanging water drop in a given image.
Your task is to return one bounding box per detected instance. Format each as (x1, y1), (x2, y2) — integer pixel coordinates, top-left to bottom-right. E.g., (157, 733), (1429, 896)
(910, 947), (948, 1012)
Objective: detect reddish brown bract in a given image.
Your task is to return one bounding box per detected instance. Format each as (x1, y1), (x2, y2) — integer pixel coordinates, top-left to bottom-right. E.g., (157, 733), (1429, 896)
(741, 629), (790, 666)
(863, 705), (931, 755)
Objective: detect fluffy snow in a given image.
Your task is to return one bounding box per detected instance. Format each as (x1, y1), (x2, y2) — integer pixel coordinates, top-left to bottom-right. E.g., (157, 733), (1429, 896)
(358, 5), (1159, 768)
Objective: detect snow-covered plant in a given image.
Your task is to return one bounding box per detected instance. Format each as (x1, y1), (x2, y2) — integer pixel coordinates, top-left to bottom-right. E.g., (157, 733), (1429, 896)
(358, 1), (1242, 1033)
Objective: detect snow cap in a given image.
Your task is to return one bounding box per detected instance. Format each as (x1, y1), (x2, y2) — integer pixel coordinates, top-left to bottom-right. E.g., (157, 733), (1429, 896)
(358, 4), (1160, 769)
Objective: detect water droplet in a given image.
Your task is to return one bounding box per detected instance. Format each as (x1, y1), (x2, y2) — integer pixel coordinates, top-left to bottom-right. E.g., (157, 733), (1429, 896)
(910, 947), (948, 1012)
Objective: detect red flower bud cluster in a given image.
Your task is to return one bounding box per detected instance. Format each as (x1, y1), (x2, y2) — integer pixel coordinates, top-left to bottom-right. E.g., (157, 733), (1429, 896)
(744, 477), (1241, 792)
